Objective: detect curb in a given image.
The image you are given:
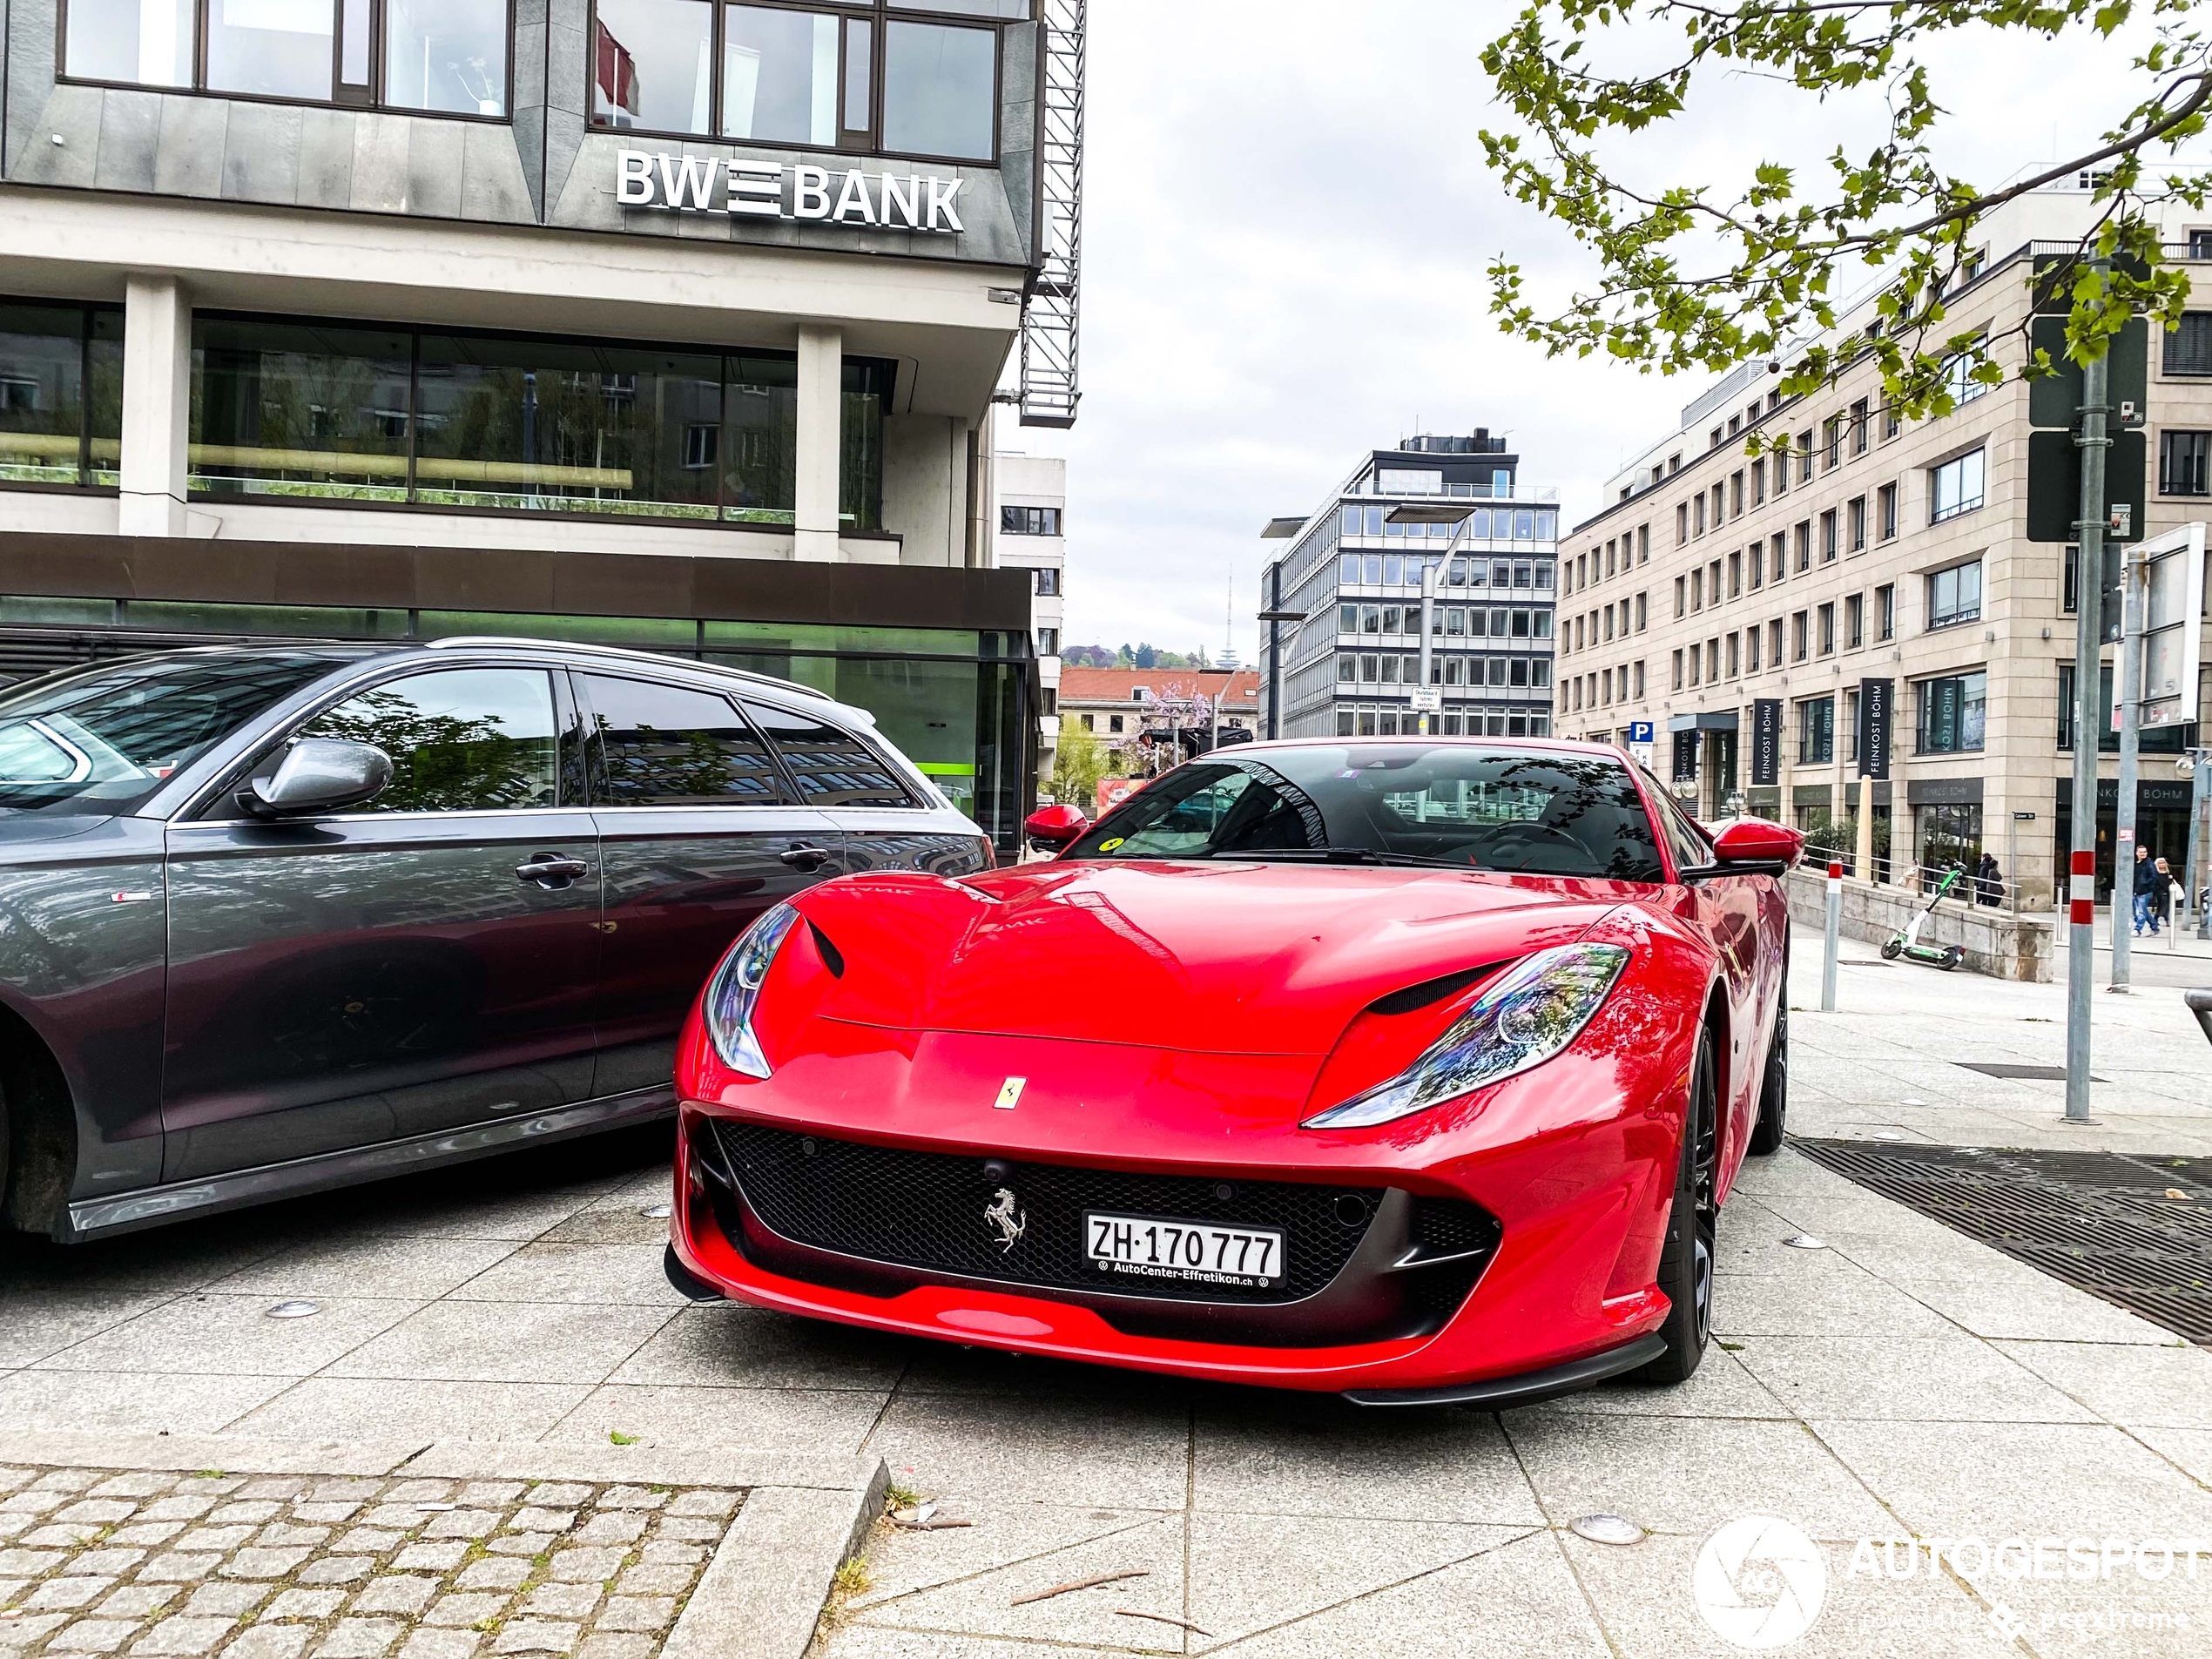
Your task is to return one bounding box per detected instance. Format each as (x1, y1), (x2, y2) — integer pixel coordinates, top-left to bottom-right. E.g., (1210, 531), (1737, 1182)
(0, 1431), (887, 1659)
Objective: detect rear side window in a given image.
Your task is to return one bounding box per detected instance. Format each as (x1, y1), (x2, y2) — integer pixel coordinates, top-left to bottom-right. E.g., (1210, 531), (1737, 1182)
(302, 668), (559, 813)
(745, 702), (913, 807)
(581, 675), (793, 806)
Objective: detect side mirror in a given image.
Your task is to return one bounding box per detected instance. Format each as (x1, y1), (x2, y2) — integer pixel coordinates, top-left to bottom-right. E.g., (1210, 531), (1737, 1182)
(1024, 803), (1089, 853)
(239, 738), (394, 820)
(1705, 816), (1805, 876)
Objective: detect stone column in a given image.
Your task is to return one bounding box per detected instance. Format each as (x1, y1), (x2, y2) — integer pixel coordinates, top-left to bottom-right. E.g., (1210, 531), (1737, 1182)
(793, 322), (843, 563)
(118, 275), (191, 536)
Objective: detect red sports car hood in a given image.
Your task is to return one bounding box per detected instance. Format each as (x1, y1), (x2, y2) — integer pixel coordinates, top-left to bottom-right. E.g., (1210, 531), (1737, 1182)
(792, 860), (1646, 1056)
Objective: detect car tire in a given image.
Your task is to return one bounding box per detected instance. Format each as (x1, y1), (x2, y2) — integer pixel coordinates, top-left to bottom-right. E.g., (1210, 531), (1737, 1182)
(1639, 1025), (1717, 1386)
(1747, 1001), (1786, 1157)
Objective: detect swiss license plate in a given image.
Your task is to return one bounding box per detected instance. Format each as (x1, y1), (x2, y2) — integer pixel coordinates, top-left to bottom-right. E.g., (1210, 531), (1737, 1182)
(1083, 1211), (1285, 1290)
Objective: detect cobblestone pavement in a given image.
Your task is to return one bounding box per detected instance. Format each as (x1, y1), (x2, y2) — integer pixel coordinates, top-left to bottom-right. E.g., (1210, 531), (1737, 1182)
(0, 1466), (738, 1659)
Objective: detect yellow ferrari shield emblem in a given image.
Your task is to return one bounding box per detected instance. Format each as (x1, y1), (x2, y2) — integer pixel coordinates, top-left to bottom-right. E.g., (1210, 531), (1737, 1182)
(993, 1077), (1027, 1110)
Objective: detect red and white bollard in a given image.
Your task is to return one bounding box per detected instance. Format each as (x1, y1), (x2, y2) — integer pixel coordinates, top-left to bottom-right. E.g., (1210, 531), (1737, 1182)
(1821, 860), (1842, 1011)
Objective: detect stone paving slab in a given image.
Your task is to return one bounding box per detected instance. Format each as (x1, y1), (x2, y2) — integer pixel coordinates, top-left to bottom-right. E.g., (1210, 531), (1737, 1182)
(0, 1439), (883, 1659)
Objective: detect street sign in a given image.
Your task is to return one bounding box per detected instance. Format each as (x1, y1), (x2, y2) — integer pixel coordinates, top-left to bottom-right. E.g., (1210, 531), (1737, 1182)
(1627, 720), (1654, 744)
(1408, 687), (1441, 712)
(1750, 700), (1781, 786)
(2027, 429), (2147, 543)
(2134, 523), (2207, 727)
(2027, 317), (2148, 429)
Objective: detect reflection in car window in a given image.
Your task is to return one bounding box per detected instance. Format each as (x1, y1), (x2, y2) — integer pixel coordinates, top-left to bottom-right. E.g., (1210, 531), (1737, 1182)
(1644, 774), (1713, 875)
(745, 703), (912, 808)
(1062, 745), (1666, 882)
(0, 653), (334, 816)
(304, 669), (559, 813)
(582, 675), (792, 806)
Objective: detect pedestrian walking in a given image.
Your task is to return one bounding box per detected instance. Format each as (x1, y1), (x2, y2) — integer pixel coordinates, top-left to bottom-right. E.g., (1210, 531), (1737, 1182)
(1975, 850), (2001, 907)
(2155, 856), (2175, 932)
(2133, 844), (2162, 936)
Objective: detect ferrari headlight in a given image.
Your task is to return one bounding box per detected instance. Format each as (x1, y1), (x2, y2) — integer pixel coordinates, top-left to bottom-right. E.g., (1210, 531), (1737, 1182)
(1302, 943), (1629, 1130)
(703, 902), (802, 1078)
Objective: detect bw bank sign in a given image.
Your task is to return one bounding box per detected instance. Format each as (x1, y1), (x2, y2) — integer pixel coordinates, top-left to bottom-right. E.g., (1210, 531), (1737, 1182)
(617, 150), (967, 233)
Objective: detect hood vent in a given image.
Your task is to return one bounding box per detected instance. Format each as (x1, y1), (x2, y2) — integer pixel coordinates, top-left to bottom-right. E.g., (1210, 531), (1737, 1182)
(1367, 964), (1495, 1017)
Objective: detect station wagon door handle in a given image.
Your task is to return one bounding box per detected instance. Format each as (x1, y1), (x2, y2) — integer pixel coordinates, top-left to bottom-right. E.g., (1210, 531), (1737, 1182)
(516, 854), (590, 886)
(779, 844), (833, 873)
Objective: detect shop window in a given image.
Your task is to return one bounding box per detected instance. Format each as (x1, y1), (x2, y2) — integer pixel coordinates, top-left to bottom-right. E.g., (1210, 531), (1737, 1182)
(2058, 664), (2190, 752)
(64, 0), (511, 117)
(0, 300), (124, 489)
(1916, 671), (1986, 754)
(1797, 696), (1833, 764)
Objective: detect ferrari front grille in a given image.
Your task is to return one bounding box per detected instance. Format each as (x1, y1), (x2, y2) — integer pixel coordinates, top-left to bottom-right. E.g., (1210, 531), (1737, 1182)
(712, 1120), (1405, 1305)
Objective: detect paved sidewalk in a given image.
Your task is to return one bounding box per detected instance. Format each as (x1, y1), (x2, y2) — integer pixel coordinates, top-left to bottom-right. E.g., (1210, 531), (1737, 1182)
(2, 983), (2209, 1656)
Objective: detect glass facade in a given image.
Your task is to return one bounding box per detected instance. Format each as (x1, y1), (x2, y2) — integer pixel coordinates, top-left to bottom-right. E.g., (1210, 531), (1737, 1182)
(0, 301), (123, 489)
(590, 0), (1008, 159)
(187, 314), (887, 530)
(65, 0), (512, 117)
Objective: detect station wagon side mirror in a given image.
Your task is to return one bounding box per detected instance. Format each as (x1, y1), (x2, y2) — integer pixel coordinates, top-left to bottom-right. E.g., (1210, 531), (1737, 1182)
(239, 738), (395, 820)
(1024, 803), (1089, 853)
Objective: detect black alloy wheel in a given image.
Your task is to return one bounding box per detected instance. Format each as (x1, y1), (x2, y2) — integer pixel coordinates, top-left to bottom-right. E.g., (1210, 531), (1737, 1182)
(1748, 1001), (1787, 1156)
(1639, 1025), (1718, 1384)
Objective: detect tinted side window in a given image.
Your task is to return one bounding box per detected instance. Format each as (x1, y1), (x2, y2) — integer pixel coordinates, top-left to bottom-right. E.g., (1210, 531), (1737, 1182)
(301, 669), (559, 813)
(745, 703), (913, 807)
(1650, 786), (1712, 875)
(581, 675), (793, 806)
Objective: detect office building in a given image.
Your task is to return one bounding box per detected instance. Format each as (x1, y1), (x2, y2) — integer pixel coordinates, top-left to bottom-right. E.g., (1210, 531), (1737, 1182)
(1561, 179), (2212, 903)
(1259, 434), (1559, 740)
(0, 0), (1085, 850)
(992, 448), (1064, 791)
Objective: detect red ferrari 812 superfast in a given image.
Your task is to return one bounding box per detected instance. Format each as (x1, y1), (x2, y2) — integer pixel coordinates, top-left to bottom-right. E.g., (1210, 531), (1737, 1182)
(667, 738), (1804, 1406)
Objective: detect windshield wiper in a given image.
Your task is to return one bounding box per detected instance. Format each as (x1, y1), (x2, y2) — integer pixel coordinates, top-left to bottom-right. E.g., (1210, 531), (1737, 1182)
(1198, 846), (1475, 871)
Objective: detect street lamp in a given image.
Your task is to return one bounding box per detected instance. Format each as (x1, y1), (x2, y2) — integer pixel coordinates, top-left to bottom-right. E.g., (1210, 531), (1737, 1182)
(1385, 502), (1476, 736)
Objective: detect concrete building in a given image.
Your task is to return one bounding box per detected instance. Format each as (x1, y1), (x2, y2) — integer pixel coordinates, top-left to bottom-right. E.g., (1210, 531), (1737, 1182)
(991, 448), (1064, 791)
(0, 0), (1084, 852)
(1059, 666), (1258, 749)
(1258, 434), (1559, 741)
(1561, 179), (2212, 905)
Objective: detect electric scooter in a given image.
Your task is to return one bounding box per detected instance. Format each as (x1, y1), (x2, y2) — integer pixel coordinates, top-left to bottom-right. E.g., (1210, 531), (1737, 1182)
(1880, 863), (1968, 970)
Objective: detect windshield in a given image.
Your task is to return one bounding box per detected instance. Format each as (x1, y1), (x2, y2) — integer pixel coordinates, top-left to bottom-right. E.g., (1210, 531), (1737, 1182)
(0, 654), (337, 816)
(1062, 745), (1668, 882)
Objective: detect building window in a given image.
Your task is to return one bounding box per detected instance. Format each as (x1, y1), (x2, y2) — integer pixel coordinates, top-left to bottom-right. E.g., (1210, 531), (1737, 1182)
(1730, 470), (1743, 518)
(1850, 397), (1870, 455)
(2059, 664), (2191, 752)
(64, 0), (513, 118)
(1633, 660), (1645, 697)
(1001, 504), (1062, 535)
(1036, 626), (1058, 656)
(1927, 559), (1982, 629)
(1726, 632), (1739, 678)
(1846, 496), (1865, 552)
(1030, 567), (1060, 597)
(1635, 591), (1647, 631)
(1798, 697), (1834, 764)
(1876, 582), (1895, 641)
(1844, 592), (1863, 649)
(1816, 602), (1834, 656)
(581, 0), (1006, 161)
(1773, 440), (1790, 496)
(1336, 657), (1355, 684)
(1080, 712), (1095, 731)
(1750, 458), (1765, 506)
(1797, 430), (1814, 483)
(1728, 550), (1742, 598)
(1638, 523), (1649, 562)
(1929, 448), (1986, 523)
(1745, 625), (1760, 673)
(1671, 649), (1683, 691)
(1917, 671), (1986, 754)
(1748, 544), (1763, 591)
(2165, 312), (2212, 376)
(1823, 415), (1844, 469)
(1791, 610), (1808, 662)
(186, 312), (888, 530)
(0, 299), (124, 489)
(1820, 509), (1838, 563)
(1941, 335), (1992, 405)
(1109, 714), (1123, 733)
(1883, 403), (1903, 441)
(1674, 576), (1687, 618)
(1794, 520), (1811, 573)
(1691, 569), (1703, 611)
(1878, 482), (1898, 540)
(1767, 617), (1782, 664)
(2160, 430), (2212, 496)
(1694, 494), (1706, 536)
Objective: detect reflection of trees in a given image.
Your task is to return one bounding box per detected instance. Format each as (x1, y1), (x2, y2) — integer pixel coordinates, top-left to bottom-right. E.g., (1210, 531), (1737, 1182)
(422, 364), (718, 507)
(597, 719), (780, 803)
(307, 692), (551, 812)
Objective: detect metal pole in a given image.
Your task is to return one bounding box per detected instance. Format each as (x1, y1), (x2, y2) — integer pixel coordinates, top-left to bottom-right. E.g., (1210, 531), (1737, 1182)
(2065, 283), (2108, 1125)
(2111, 541), (2142, 989)
(1417, 556), (1438, 737)
(1822, 858), (1841, 1012)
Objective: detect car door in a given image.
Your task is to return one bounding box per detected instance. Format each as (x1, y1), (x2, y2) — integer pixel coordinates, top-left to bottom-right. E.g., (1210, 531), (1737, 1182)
(1653, 789), (1764, 1167)
(160, 664), (601, 1182)
(577, 671), (844, 1098)
(743, 699), (991, 878)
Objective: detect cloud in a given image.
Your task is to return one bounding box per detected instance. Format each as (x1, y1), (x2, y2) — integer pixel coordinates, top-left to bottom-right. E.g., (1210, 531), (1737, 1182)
(1014, 2), (2182, 664)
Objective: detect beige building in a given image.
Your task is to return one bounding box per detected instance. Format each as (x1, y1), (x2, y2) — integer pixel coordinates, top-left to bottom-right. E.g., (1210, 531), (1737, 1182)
(1559, 182), (2212, 907)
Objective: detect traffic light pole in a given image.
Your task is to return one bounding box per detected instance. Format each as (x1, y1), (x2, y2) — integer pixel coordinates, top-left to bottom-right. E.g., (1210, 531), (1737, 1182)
(2065, 293), (2107, 1126)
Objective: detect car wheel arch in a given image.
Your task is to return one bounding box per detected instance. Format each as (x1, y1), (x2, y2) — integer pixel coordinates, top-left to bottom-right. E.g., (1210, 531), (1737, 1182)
(0, 999), (79, 1237)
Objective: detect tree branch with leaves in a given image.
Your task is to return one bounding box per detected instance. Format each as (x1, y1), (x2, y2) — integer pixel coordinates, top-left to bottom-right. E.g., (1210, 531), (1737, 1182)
(1480, 0), (2212, 423)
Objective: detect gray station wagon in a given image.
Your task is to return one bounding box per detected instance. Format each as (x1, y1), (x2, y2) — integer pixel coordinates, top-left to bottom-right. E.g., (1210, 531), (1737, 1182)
(0, 638), (991, 1240)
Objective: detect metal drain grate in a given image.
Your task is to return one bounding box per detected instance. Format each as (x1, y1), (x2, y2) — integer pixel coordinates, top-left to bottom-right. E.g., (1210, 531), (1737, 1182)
(1792, 1139), (2212, 1345)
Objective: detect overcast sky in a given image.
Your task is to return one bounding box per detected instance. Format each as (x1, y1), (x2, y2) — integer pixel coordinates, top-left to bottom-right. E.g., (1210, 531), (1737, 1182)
(1011, 2), (2172, 666)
